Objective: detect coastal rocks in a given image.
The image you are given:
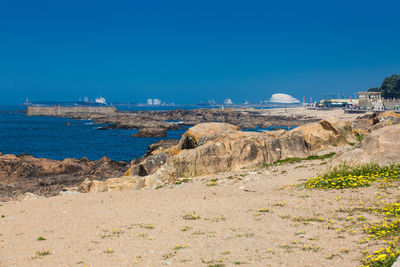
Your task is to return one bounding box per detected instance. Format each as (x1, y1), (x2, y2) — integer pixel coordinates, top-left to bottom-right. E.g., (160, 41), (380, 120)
(16, 192), (41, 201)
(262, 129), (286, 138)
(80, 163), (178, 193)
(168, 130), (309, 177)
(351, 118), (374, 134)
(34, 107), (320, 131)
(0, 154), (129, 199)
(94, 115), (182, 131)
(143, 139), (179, 158)
(165, 119), (353, 177)
(331, 123), (400, 166)
(372, 111), (400, 131)
(86, 119), (355, 193)
(351, 111), (400, 134)
(125, 153), (169, 176)
(131, 127), (167, 137)
(286, 119), (355, 151)
(0, 184), (15, 201)
(178, 122), (240, 149)
(79, 177), (141, 193)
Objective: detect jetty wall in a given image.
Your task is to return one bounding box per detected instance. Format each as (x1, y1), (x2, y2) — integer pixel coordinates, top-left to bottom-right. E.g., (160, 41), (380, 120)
(26, 106), (117, 116)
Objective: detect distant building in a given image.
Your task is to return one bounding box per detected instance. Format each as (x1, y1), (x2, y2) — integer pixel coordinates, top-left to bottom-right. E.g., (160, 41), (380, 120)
(95, 97), (107, 105)
(153, 99), (161, 105)
(319, 98), (358, 107)
(269, 93), (300, 104)
(147, 98), (162, 105)
(358, 92), (382, 101)
(224, 98), (233, 105)
(358, 91), (400, 110)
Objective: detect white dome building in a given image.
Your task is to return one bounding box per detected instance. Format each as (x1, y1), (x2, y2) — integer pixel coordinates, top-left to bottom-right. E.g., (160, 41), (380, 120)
(269, 93), (300, 104)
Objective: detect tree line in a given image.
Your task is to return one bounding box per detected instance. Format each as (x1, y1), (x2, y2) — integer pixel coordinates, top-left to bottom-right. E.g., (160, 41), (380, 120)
(368, 74), (400, 99)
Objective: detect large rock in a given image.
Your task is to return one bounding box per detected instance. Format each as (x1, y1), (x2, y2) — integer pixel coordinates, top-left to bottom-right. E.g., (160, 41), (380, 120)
(84, 120), (355, 193)
(177, 122), (240, 149)
(286, 119), (355, 151)
(143, 139), (179, 157)
(79, 177), (142, 193)
(351, 118), (374, 134)
(262, 129), (286, 138)
(332, 124), (400, 166)
(125, 153), (169, 176)
(168, 130), (309, 177)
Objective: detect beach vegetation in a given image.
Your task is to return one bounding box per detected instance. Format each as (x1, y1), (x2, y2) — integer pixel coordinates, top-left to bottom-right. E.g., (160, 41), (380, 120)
(183, 212), (201, 220)
(304, 163), (400, 189)
(32, 249), (51, 259)
(140, 223), (154, 229)
(264, 152), (335, 167)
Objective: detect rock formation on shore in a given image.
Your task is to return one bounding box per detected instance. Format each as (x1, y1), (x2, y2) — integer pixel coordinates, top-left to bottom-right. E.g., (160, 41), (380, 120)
(5, 110), (400, 199)
(0, 154), (128, 201)
(131, 127), (167, 137)
(332, 123), (400, 166)
(27, 108), (320, 131)
(79, 119), (357, 193)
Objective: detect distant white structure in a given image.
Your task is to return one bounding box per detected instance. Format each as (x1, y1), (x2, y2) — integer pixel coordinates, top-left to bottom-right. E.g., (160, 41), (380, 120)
(269, 93), (300, 104)
(95, 96), (107, 105)
(153, 98), (161, 105)
(147, 98), (162, 105)
(224, 98), (233, 105)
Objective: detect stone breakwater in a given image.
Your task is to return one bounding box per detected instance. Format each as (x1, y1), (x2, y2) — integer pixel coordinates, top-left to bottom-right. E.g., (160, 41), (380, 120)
(26, 106), (117, 116)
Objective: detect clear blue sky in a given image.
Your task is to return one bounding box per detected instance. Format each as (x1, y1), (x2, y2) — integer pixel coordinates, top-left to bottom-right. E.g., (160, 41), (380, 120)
(1, 0), (399, 104)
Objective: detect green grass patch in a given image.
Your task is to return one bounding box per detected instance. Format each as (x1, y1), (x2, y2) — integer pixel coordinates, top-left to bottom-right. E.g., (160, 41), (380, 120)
(265, 152), (335, 167)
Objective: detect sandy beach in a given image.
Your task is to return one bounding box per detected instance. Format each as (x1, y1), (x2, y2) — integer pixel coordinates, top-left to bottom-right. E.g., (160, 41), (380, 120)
(257, 107), (365, 121)
(1, 149), (396, 266)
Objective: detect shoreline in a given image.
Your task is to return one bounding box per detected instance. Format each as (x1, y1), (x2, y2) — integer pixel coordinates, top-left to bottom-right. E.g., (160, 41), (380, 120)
(1, 110), (400, 265)
(1, 153), (398, 266)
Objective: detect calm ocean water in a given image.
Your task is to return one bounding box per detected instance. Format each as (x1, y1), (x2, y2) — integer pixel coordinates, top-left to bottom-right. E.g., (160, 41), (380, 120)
(0, 105), (195, 162)
(0, 105), (289, 162)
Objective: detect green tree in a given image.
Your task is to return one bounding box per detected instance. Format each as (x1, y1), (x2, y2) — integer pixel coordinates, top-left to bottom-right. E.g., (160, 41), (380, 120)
(368, 74), (400, 98)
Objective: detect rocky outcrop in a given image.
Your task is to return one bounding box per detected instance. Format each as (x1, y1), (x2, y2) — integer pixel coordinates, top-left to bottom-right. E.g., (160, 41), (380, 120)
(0, 154), (129, 200)
(331, 124), (400, 166)
(177, 123), (240, 149)
(131, 128), (167, 137)
(142, 139), (179, 158)
(125, 153), (169, 177)
(262, 129), (286, 138)
(287, 119), (355, 151)
(351, 111), (400, 134)
(167, 130), (309, 178)
(31, 107), (319, 131)
(83, 119), (354, 193)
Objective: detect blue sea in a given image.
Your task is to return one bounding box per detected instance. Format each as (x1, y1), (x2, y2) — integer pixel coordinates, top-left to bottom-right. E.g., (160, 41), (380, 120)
(0, 105), (290, 162)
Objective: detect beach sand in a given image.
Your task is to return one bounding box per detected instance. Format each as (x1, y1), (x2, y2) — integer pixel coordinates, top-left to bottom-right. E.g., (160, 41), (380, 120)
(258, 107), (365, 121)
(0, 154), (395, 266)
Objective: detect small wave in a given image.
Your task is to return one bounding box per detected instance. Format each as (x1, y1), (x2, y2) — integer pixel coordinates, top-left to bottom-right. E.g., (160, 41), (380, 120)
(84, 122), (93, 125)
